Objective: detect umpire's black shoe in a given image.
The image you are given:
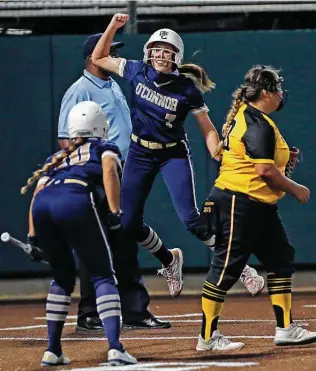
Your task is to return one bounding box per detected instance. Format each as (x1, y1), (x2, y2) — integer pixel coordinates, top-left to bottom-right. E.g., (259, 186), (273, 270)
(76, 316), (104, 333)
(122, 316), (171, 329)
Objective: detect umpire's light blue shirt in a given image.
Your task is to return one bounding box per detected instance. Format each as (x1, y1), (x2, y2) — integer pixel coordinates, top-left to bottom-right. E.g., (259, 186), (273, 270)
(58, 70), (132, 160)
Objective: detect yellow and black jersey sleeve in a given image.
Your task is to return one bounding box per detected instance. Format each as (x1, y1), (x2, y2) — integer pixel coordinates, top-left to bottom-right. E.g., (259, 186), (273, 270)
(242, 112), (275, 164)
(215, 103), (289, 204)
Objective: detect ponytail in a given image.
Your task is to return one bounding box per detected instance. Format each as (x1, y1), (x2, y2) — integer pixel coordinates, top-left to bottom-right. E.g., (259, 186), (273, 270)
(212, 87), (244, 158)
(21, 137), (87, 195)
(179, 63), (215, 93)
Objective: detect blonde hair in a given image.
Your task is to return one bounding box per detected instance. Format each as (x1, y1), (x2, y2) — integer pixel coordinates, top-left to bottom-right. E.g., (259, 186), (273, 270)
(178, 63), (215, 93)
(212, 87), (244, 158)
(21, 137), (86, 195)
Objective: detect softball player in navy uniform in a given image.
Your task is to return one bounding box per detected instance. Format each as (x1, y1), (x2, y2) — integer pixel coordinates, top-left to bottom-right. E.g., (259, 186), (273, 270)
(22, 101), (137, 367)
(58, 34), (169, 332)
(196, 65), (316, 352)
(91, 13), (264, 297)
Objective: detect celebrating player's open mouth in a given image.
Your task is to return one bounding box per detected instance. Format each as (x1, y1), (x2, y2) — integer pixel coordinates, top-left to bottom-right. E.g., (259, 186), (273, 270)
(153, 59), (171, 72)
(149, 42), (176, 73)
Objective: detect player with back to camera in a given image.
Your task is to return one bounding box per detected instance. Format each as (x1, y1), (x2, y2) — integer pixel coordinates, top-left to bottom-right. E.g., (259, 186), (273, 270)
(91, 13), (265, 297)
(195, 65), (316, 352)
(21, 101), (137, 367)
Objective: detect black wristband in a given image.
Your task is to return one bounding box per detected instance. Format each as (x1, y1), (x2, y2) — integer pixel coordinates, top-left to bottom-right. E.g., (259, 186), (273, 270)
(27, 234), (38, 246)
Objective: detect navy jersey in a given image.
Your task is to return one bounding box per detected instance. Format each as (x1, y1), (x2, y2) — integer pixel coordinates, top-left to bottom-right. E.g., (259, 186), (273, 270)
(118, 60), (209, 143)
(38, 138), (121, 188)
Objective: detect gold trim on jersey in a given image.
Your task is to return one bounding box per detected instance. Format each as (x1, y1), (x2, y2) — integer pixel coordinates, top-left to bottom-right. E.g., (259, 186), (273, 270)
(217, 195), (236, 286)
(64, 179), (88, 187)
(45, 178), (88, 187)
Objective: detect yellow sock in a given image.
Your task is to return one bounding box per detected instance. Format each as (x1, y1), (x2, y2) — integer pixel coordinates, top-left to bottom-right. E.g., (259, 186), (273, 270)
(267, 274), (292, 328)
(201, 280), (226, 340)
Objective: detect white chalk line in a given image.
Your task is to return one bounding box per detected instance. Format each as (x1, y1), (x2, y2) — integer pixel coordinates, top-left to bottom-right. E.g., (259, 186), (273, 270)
(0, 335), (274, 341)
(0, 323), (75, 331)
(1, 319), (312, 332)
(60, 361), (259, 371)
(33, 314), (203, 320)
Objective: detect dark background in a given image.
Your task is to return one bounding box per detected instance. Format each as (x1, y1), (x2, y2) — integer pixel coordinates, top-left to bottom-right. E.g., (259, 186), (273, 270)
(1, 1), (315, 276)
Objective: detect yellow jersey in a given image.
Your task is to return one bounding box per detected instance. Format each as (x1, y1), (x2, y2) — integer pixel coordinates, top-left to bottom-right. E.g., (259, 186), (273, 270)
(215, 103), (289, 204)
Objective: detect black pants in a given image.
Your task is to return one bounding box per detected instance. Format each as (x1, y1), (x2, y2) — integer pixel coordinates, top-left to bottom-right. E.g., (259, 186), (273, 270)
(206, 187), (295, 291)
(77, 226), (151, 323)
(77, 262), (97, 320)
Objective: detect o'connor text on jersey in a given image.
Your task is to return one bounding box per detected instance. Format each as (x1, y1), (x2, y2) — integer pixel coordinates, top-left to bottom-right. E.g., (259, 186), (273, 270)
(135, 83), (178, 112)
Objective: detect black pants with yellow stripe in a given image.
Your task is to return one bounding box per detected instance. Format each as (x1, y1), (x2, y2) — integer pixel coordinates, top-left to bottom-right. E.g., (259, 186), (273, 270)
(201, 187), (295, 340)
(206, 186), (295, 290)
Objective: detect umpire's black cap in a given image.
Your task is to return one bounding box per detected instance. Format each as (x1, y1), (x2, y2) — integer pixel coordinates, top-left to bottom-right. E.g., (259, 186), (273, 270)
(83, 33), (125, 59)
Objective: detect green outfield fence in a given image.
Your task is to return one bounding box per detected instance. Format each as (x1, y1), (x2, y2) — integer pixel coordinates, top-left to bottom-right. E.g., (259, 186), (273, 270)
(1, 30), (315, 275)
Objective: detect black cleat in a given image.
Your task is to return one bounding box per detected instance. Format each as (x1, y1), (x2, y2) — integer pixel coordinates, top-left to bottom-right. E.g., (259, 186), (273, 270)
(76, 316), (104, 333)
(122, 316), (171, 330)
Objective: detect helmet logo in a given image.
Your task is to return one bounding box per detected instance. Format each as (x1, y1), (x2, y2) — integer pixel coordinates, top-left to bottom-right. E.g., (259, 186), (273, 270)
(159, 30), (168, 40)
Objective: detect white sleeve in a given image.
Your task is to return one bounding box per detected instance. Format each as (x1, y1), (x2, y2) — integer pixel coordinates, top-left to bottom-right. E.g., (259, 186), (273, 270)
(191, 104), (209, 116)
(102, 151), (122, 171)
(118, 58), (127, 78)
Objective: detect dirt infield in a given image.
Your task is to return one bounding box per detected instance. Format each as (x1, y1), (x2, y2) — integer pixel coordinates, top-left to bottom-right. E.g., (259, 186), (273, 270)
(1, 294), (316, 371)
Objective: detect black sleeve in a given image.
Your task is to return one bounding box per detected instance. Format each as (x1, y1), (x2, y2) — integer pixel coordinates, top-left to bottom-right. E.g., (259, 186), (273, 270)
(242, 114), (275, 162)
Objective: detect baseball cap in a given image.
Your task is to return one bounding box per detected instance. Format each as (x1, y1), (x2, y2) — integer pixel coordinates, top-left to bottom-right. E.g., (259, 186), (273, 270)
(83, 33), (125, 59)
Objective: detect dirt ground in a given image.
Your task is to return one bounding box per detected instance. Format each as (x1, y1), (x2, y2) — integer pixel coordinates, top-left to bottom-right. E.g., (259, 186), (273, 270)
(1, 294), (316, 371)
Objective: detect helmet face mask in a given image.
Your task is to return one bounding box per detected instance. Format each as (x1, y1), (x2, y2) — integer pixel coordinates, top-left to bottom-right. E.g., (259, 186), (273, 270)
(68, 101), (109, 140)
(143, 29), (184, 68)
(146, 45), (177, 72)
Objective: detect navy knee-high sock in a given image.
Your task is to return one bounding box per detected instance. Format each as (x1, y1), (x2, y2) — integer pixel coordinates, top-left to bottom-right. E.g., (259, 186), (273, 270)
(93, 277), (122, 351)
(46, 280), (71, 356)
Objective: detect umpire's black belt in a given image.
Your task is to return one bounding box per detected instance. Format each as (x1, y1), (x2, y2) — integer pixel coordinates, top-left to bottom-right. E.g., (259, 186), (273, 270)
(131, 133), (178, 150)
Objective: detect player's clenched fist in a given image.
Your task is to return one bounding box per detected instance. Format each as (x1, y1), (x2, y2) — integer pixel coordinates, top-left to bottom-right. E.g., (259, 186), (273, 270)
(110, 13), (129, 29)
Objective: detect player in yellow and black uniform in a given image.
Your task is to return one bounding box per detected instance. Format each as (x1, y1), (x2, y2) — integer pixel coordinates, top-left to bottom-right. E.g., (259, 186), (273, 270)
(216, 102), (289, 203)
(195, 65), (316, 352)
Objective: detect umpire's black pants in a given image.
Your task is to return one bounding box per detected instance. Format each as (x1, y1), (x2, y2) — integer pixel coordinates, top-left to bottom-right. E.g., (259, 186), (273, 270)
(206, 187), (295, 291)
(78, 224), (151, 323)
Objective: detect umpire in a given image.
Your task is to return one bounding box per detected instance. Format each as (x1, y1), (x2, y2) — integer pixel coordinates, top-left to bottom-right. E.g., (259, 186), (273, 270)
(58, 34), (170, 332)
